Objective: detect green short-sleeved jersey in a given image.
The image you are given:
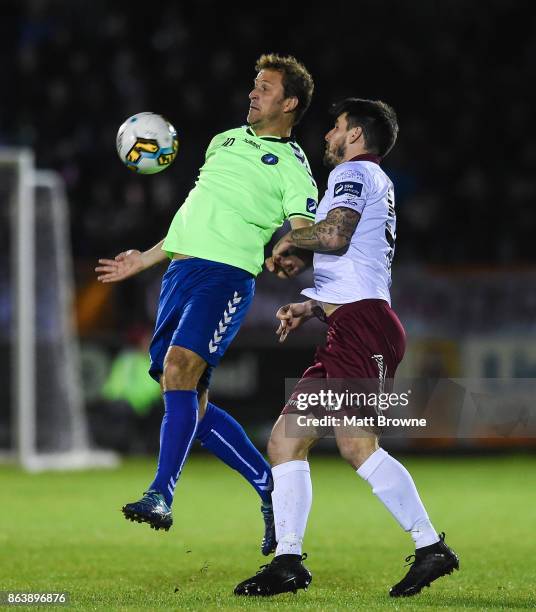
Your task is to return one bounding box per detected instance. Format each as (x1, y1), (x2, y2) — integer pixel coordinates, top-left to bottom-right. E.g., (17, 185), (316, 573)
(162, 126), (318, 276)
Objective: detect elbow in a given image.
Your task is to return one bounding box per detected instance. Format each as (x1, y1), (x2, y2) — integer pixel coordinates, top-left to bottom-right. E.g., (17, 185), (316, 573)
(324, 235), (350, 252)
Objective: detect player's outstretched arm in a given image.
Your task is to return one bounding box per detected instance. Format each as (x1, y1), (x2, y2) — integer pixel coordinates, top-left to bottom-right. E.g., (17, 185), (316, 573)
(95, 238), (168, 283)
(276, 299), (326, 342)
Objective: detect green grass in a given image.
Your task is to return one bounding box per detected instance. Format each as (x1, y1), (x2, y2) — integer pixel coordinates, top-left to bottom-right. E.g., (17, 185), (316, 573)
(1, 454), (536, 610)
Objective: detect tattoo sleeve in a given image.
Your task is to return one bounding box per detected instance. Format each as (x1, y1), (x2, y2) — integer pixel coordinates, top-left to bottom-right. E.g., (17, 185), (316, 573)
(289, 207), (361, 252)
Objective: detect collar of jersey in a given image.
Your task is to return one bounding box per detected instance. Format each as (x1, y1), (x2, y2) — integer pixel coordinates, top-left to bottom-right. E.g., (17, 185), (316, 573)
(348, 153), (382, 164)
(246, 127), (294, 143)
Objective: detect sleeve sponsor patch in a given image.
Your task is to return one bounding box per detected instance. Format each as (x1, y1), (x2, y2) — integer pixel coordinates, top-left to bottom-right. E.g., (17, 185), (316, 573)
(333, 181), (363, 198)
(306, 197), (317, 213)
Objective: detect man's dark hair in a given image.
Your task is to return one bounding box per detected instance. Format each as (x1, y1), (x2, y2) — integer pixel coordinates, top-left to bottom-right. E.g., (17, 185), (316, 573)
(255, 54), (314, 126)
(331, 98), (398, 158)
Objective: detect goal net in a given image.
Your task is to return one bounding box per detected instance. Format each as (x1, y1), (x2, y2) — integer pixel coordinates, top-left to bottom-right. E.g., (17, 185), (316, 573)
(0, 149), (118, 471)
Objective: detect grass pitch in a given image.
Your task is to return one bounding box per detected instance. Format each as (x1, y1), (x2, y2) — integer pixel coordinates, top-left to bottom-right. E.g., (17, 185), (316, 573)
(1, 453), (536, 610)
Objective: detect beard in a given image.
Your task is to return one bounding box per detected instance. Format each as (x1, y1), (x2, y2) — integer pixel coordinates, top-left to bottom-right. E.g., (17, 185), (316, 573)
(247, 108), (260, 126)
(323, 141), (346, 168)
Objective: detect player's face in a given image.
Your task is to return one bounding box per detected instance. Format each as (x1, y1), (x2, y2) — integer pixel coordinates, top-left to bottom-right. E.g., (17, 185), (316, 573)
(248, 69), (287, 127)
(323, 113), (349, 168)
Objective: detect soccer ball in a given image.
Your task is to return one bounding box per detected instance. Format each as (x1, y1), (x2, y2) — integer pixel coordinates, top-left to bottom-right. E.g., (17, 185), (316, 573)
(116, 112), (179, 174)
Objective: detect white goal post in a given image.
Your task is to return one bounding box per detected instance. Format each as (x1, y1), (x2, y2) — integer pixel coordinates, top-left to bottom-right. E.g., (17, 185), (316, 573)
(0, 148), (118, 471)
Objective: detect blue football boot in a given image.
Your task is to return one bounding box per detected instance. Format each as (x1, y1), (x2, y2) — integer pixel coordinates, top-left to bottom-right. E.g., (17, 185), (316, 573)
(122, 490), (173, 531)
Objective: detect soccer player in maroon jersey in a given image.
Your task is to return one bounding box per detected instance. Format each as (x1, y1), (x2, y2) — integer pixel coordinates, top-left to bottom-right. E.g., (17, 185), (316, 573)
(235, 99), (459, 598)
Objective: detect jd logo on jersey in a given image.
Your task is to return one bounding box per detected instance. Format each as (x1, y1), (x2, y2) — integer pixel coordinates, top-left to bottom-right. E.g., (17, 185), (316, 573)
(334, 181), (363, 197)
(306, 198), (317, 213)
(261, 153), (279, 165)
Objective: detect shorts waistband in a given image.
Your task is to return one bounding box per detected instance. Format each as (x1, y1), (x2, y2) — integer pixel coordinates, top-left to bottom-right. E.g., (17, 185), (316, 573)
(168, 256), (254, 278)
(327, 299), (389, 324)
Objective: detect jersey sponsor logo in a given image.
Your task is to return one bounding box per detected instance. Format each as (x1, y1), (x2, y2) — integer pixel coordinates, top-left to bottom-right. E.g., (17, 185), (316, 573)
(334, 181), (363, 198)
(244, 138), (261, 149)
(306, 198), (317, 213)
(261, 153), (279, 165)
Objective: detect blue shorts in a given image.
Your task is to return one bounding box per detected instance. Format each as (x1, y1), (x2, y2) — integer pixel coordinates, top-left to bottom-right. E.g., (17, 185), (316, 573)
(149, 257), (255, 388)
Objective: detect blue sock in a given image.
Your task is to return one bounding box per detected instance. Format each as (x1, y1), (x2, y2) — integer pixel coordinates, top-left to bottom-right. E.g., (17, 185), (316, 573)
(196, 402), (273, 504)
(149, 390), (198, 506)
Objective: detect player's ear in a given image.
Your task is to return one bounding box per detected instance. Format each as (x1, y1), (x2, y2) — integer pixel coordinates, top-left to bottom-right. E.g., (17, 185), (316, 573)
(348, 126), (363, 144)
(283, 96), (299, 114)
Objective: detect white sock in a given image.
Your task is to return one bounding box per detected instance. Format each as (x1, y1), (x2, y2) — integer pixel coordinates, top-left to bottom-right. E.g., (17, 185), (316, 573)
(357, 448), (439, 549)
(271, 460), (312, 557)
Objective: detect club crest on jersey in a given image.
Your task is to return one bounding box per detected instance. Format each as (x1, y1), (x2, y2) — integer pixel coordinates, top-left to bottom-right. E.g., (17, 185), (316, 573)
(306, 198), (317, 213)
(261, 153), (279, 165)
(334, 181), (363, 198)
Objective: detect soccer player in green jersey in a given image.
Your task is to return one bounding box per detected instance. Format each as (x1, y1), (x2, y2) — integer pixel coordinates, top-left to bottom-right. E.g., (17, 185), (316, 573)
(96, 54), (317, 555)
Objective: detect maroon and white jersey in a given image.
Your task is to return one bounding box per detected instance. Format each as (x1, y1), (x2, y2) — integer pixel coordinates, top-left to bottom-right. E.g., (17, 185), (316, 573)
(302, 154), (396, 305)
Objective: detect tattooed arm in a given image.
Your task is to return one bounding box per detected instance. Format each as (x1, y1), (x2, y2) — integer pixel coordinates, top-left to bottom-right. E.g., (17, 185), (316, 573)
(272, 207), (361, 259)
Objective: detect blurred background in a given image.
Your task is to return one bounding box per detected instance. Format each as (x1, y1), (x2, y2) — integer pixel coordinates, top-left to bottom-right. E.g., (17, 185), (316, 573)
(1, 0), (535, 463)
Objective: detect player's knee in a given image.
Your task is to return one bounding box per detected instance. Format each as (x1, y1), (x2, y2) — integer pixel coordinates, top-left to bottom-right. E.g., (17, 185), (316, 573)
(266, 434), (282, 464)
(163, 346), (205, 390)
(337, 435), (378, 469)
(267, 431), (310, 465)
(163, 359), (188, 387)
